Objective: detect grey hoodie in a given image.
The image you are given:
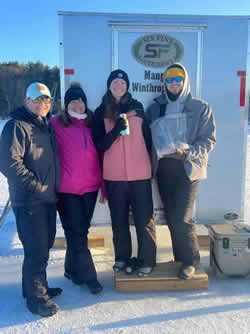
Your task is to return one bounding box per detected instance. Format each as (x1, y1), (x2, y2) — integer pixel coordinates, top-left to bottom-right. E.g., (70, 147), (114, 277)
(146, 63), (216, 181)
(164, 63), (190, 114)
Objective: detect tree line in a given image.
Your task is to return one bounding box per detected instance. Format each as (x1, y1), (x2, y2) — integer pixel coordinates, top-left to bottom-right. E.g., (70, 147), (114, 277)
(0, 61), (60, 119)
(0, 61), (249, 119)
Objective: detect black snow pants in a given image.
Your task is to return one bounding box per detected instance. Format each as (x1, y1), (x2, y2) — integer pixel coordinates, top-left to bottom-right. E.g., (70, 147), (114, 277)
(57, 191), (98, 283)
(13, 203), (57, 302)
(105, 179), (156, 268)
(156, 158), (200, 266)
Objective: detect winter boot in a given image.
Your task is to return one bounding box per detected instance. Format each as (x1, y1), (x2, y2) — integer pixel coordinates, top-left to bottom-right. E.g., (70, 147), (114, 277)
(137, 267), (153, 277)
(86, 279), (103, 294)
(113, 261), (126, 273)
(26, 298), (59, 317)
(125, 257), (140, 275)
(178, 264), (195, 280)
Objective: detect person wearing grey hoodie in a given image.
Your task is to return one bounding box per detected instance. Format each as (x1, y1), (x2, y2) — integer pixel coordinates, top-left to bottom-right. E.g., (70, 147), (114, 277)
(146, 63), (216, 279)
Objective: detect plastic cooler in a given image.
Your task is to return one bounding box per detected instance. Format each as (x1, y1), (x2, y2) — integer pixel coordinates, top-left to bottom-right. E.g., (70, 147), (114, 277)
(209, 223), (250, 277)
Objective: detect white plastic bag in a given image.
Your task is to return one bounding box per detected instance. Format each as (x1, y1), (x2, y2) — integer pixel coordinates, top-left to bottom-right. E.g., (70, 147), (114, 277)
(151, 113), (187, 159)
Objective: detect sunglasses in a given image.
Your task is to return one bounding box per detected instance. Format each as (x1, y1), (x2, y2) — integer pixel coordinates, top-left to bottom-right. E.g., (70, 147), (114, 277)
(32, 96), (51, 104)
(165, 76), (183, 84)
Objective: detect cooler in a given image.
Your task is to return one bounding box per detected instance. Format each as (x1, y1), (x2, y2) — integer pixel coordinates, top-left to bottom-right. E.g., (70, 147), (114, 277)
(209, 223), (250, 277)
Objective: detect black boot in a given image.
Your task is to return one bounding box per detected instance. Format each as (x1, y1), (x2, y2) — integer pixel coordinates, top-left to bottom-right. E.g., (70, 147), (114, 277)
(178, 264), (195, 280)
(125, 257), (140, 275)
(46, 287), (63, 298)
(86, 279), (103, 294)
(26, 298), (59, 317)
(23, 287), (63, 299)
(113, 261), (126, 273)
(64, 271), (85, 285)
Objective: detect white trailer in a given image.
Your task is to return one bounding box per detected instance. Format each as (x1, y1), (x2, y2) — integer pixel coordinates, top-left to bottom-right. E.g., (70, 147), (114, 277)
(58, 11), (250, 225)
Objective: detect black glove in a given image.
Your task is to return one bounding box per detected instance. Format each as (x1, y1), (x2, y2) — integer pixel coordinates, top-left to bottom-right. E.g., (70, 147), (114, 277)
(112, 117), (127, 136)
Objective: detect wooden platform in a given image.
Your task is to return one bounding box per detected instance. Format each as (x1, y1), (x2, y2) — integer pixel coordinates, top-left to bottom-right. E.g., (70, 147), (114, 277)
(53, 236), (104, 249)
(198, 235), (210, 249)
(115, 262), (209, 292)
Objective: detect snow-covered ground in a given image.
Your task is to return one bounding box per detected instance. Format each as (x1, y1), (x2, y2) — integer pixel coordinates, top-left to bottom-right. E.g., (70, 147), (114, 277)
(1, 121), (250, 334)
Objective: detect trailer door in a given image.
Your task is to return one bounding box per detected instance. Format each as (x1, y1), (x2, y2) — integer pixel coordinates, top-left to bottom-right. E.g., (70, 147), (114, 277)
(110, 23), (206, 223)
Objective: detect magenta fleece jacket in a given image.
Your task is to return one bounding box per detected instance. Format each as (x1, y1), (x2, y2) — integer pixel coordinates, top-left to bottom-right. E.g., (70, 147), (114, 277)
(51, 116), (102, 195)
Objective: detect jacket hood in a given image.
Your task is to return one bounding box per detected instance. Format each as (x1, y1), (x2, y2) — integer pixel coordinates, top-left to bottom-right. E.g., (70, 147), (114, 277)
(164, 63), (191, 104)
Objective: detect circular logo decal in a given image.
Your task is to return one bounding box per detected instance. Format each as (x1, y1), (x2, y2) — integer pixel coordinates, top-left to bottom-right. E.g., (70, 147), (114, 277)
(131, 33), (184, 68)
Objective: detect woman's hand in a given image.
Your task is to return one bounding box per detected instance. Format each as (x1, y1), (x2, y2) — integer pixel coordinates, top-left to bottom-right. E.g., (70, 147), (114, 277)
(99, 193), (107, 204)
(113, 117), (127, 134)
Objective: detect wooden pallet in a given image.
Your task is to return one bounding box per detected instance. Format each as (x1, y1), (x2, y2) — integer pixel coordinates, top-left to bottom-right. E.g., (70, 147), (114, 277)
(115, 262), (208, 292)
(198, 235), (210, 249)
(53, 236), (104, 249)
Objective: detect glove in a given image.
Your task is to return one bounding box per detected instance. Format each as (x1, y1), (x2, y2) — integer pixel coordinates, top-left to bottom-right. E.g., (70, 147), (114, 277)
(112, 117), (127, 136)
(167, 148), (184, 160)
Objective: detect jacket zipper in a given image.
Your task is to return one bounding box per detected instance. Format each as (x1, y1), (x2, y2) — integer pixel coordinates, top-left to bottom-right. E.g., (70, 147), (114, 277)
(121, 126), (128, 180)
(83, 129), (87, 150)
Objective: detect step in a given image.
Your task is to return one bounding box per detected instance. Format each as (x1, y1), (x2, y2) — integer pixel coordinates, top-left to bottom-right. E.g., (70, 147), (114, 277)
(115, 261), (208, 292)
(53, 235), (104, 249)
(198, 235), (210, 249)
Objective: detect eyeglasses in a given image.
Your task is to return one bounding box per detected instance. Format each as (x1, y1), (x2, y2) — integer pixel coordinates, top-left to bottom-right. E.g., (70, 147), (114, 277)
(165, 76), (183, 84)
(32, 96), (51, 104)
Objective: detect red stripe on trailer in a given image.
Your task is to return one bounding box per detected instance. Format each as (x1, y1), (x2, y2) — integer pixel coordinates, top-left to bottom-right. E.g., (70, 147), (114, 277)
(240, 76), (246, 107)
(237, 71), (247, 107)
(64, 69), (74, 75)
(237, 71), (246, 77)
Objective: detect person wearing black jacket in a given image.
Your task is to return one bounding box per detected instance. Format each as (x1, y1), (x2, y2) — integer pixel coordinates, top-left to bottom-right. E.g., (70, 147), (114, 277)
(0, 82), (61, 317)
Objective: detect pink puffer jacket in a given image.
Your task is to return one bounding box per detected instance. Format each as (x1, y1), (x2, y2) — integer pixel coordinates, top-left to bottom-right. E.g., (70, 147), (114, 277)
(103, 111), (152, 181)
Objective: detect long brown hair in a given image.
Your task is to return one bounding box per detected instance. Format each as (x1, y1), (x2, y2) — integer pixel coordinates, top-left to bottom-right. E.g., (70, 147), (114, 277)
(102, 90), (131, 121)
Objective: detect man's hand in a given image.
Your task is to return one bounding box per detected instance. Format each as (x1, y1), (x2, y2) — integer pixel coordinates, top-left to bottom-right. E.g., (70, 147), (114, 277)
(175, 148), (185, 159)
(176, 142), (189, 151)
(167, 148), (184, 160)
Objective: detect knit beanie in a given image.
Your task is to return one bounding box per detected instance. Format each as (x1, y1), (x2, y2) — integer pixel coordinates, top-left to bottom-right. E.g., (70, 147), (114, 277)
(164, 65), (185, 82)
(164, 64), (185, 101)
(64, 82), (87, 110)
(107, 69), (130, 90)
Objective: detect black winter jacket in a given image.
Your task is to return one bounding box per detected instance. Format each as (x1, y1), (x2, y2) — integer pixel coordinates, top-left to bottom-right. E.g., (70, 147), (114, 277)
(0, 106), (61, 207)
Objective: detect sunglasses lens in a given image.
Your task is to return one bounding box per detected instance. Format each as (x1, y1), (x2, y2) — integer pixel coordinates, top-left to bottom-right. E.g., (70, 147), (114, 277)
(166, 78), (174, 84)
(33, 96), (51, 104)
(43, 97), (51, 104)
(33, 97), (41, 103)
(175, 76), (183, 83)
(166, 76), (183, 84)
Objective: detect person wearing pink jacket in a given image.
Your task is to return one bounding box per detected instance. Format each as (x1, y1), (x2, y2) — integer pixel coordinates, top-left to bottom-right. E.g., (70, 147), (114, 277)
(51, 83), (105, 294)
(93, 69), (156, 277)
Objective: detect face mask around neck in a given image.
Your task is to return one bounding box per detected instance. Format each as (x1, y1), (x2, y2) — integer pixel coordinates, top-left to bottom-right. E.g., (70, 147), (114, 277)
(68, 110), (87, 119)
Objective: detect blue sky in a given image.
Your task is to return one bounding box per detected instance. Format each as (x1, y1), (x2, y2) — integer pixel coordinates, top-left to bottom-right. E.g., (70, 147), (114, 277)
(1, 0), (250, 67)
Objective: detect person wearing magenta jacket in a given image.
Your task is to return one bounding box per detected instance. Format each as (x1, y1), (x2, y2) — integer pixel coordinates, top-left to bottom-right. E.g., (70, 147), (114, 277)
(51, 82), (105, 294)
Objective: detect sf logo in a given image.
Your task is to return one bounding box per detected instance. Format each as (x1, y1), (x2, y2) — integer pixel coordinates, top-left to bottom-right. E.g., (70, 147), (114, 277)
(144, 44), (170, 59)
